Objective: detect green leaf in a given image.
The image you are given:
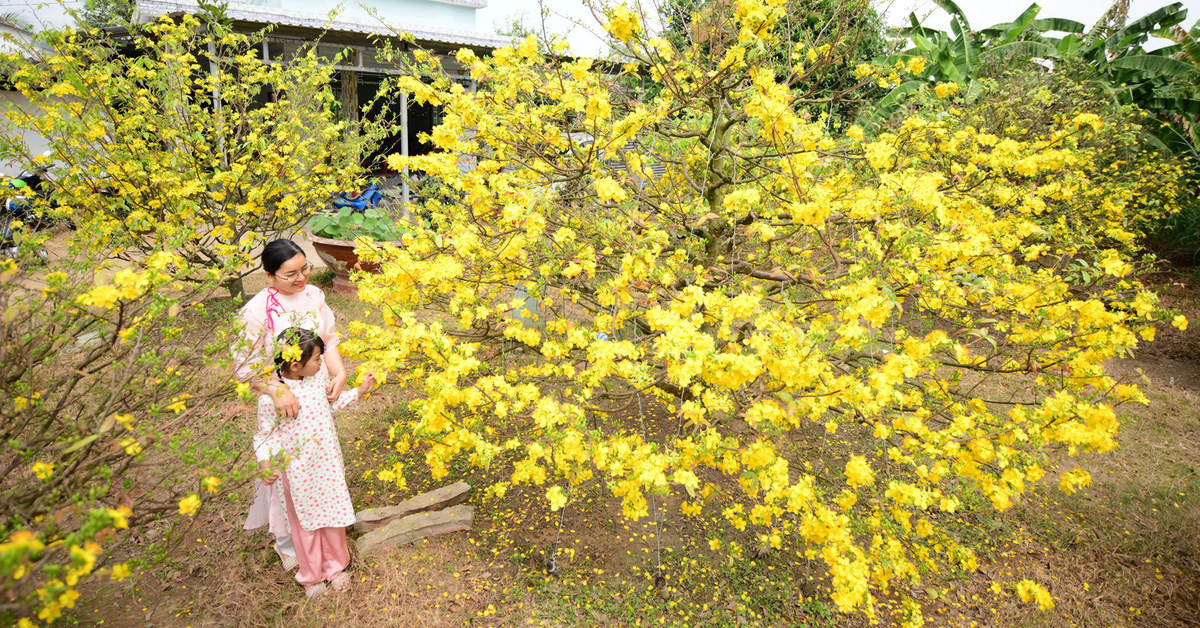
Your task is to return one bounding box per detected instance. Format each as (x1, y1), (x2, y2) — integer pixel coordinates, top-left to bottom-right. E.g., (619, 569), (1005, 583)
(1111, 55), (1200, 79)
(933, 0), (971, 32)
(1057, 33), (1082, 56)
(1104, 3), (1186, 53)
(982, 40), (1056, 60)
(863, 80), (926, 125)
(63, 434), (100, 454)
(911, 34), (937, 52)
(1028, 17), (1085, 34)
(1145, 97), (1200, 118)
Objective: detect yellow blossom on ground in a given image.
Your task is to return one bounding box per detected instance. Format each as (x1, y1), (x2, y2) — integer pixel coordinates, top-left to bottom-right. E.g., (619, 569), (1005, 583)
(1014, 580), (1055, 610)
(110, 563), (132, 581)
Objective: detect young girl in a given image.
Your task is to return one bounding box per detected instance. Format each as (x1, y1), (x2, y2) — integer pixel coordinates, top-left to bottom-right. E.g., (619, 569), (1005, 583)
(253, 327), (375, 597)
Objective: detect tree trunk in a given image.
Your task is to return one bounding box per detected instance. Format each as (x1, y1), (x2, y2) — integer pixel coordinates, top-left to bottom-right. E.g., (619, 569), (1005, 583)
(226, 275), (246, 302)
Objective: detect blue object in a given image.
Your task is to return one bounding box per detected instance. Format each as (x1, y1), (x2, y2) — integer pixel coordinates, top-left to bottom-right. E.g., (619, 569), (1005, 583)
(332, 181), (387, 212)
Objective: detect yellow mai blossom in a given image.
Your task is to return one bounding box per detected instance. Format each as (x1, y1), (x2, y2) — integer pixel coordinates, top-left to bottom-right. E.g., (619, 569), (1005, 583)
(594, 177), (627, 203)
(107, 506), (131, 529)
(933, 82), (960, 98)
(281, 344), (303, 362)
(604, 5), (641, 42)
(32, 461), (54, 481)
(1014, 580), (1055, 610)
(13, 392), (40, 411)
(110, 563), (132, 581)
(120, 438), (142, 456)
(202, 476), (221, 493)
(178, 494), (201, 517)
(338, 3), (1184, 622)
(165, 393), (191, 414)
(1058, 468), (1092, 495)
(546, 486), (568, 511)
(75, 285), (122, 309)
(844, 456), (874, 487)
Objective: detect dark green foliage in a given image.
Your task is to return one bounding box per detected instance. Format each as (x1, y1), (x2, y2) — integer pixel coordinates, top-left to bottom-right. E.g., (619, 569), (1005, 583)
(78, 0), (134, 29)
(309, 206), (413, 242)
(655, 0), (889, 128)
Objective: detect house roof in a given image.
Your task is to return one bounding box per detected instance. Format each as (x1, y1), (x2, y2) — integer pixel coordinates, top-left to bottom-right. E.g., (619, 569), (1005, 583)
(0, 24), (55, 57)
(136, 0), (511, 50)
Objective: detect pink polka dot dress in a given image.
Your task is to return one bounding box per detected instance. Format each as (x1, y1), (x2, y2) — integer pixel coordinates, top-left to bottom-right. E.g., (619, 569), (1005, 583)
(253, 368), (358, 532)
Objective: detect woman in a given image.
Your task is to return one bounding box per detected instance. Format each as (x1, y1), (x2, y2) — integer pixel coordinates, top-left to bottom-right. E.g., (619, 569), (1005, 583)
(237, 239), (349, 571)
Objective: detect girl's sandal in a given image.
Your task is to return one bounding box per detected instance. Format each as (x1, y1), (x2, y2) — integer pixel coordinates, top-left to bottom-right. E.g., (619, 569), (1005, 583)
(304, 582), (327, 598)
(329, 572), (351, 593)
(274, 546), (299, 572)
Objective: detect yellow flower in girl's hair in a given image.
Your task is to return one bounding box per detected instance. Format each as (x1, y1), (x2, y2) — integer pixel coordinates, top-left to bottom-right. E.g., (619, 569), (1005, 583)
(282, 344), (302, 362)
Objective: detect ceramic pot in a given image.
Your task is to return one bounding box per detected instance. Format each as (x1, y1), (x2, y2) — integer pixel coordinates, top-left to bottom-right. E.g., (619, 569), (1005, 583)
(306, 233), (385, 294)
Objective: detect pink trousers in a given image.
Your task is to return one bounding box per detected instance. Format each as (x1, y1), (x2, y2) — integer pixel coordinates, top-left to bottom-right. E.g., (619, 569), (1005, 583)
(281, 476), (351, 586)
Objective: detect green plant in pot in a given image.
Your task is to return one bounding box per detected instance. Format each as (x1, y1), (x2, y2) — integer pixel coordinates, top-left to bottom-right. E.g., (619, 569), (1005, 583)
(307, 207), (412, 291)
(309, 206), (410, 241)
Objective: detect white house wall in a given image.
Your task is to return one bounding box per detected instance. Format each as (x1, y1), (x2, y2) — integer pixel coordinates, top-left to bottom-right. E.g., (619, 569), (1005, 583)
(0, 91), (51, 172)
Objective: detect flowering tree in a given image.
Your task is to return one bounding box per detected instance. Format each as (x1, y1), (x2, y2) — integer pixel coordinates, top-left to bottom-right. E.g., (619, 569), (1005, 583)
(346, 0), (1186, 622)
(0, 238), (250, 624)
(0, 12), (390, 296)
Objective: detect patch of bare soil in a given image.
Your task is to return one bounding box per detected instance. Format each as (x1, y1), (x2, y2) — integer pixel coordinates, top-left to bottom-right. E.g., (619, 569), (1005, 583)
(1139, 271), (1200, 362)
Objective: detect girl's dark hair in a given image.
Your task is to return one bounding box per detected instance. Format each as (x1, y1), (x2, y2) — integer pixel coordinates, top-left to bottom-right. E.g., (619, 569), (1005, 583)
(262, 239), (305, 275)
(274, 327), (325, 377)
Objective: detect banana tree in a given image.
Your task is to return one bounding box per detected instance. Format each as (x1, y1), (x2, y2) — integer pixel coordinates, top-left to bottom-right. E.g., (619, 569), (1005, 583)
(1076, 3), (1200, 127)
(862, 1), (1085, 125)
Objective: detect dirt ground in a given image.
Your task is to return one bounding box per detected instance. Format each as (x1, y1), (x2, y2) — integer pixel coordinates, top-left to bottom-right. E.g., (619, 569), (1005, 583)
(63, 268), (1200, 628)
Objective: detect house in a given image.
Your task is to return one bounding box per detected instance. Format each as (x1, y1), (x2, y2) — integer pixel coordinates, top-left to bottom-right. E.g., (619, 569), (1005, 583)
(134, 1), (510, 204)
(2, 1), (510, 200)
(0, 24), (56, 171)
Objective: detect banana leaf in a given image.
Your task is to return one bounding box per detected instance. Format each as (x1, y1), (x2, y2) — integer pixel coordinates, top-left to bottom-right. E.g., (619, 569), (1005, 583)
(1110, 55), (1200, 79)
(981, 40), (1057, 60)
(1145, 96), (1200, 118)
(1029, 17), (1086, 34)
(1103, 3), (1186, 52)
(933, 0), (971, 32)
(862, 80), (926, 126)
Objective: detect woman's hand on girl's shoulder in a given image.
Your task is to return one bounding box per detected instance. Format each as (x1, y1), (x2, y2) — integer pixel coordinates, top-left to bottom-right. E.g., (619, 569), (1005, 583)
(274, 386), (299, 418)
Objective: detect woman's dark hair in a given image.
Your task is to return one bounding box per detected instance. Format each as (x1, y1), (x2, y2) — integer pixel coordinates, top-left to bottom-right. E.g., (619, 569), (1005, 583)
(262, 239), (305, 275)
(274, 327), (325, 377)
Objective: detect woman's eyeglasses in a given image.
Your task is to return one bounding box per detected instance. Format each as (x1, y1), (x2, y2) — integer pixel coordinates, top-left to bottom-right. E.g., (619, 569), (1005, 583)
(277, 263), (314, 281)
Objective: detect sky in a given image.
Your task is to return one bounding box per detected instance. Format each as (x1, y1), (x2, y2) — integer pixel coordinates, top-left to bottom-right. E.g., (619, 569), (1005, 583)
(475, 0), (1200, 57)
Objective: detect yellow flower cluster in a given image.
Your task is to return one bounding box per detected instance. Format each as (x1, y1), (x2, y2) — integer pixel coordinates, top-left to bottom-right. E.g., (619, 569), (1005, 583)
(344, 5), (1185, 620)
(178, 494), (201, 517)
(1, 15), (369, 277)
